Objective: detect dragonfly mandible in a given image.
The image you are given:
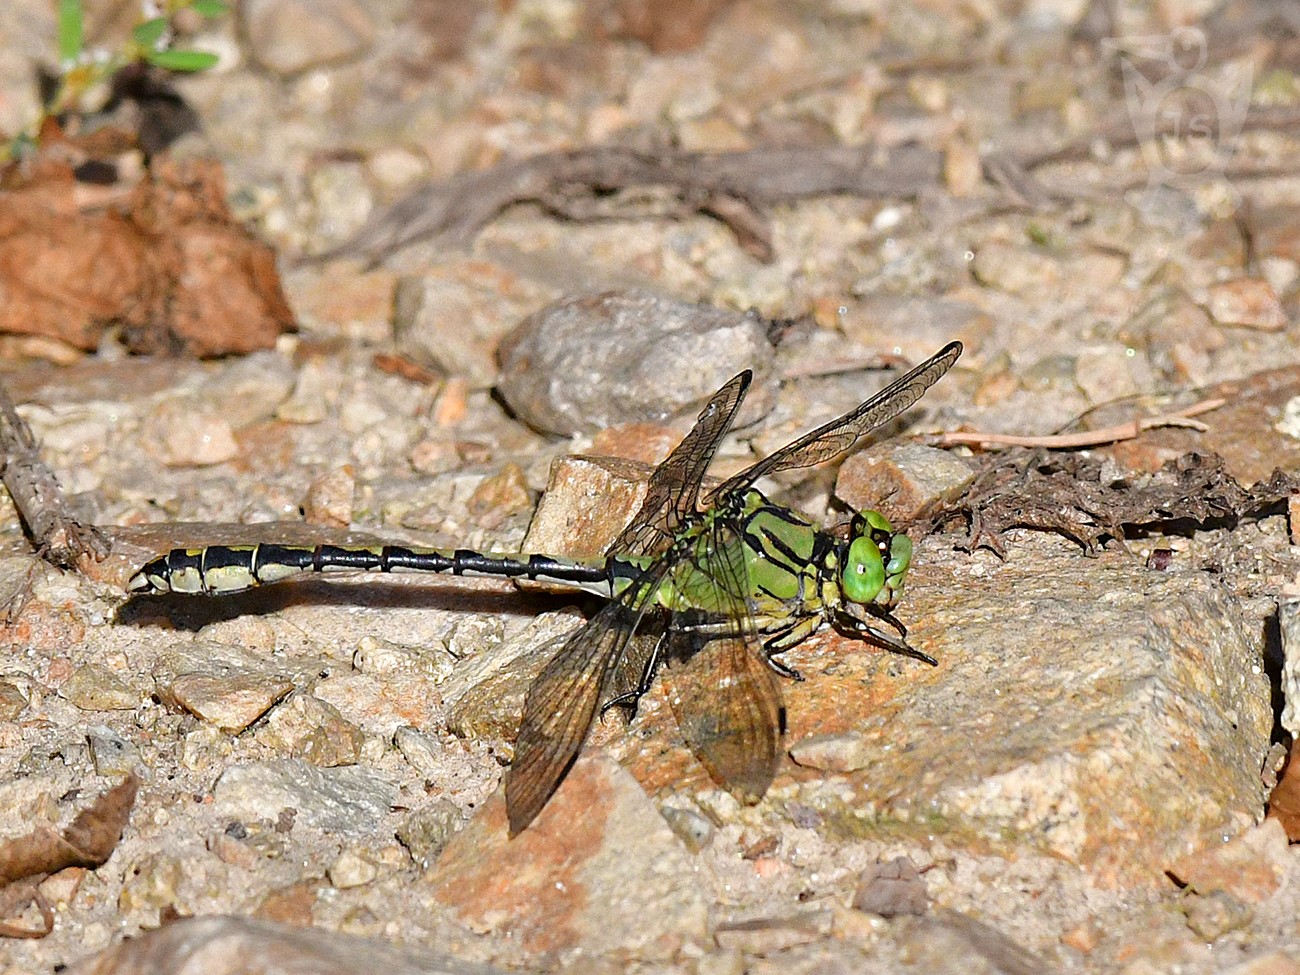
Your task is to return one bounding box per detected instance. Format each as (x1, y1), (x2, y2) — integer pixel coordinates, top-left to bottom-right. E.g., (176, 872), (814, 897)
(129, 341), (962, 834)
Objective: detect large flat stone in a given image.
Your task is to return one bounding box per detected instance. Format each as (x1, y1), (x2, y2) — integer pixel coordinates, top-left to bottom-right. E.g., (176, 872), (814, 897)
(612, 537), (1270, 888)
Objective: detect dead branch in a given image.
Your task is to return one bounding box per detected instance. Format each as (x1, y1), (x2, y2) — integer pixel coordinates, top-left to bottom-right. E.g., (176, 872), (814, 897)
(0, 380), (106, 568)
(316, 143), (942, 265)
(928, 397), (1226, 450)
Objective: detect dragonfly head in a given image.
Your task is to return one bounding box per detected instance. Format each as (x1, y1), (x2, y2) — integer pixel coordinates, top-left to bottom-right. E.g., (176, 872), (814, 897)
(839, 509), (912, 612)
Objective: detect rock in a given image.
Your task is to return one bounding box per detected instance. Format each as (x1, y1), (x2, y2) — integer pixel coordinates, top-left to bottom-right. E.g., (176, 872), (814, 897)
(65, 914), (512, 975)
(897, 911), (1050, 974)
(118, 854), (185, 916)
(1107, 363), (1300, 484)
(0, 678), (26, 719)
(141, 399), (240, 467)
(1182, 888), (1254, 941)
(1244, 203), (1300, 264)
(970, 242), (1061, 295)
(201, 351), (299, 429)
(276, 356), (335, 424)
(314, 670), (442, 739)
(393, 725), (444, 775)
(496, 290), (775, 437)
(1168, 819), (1288, 903)
(395, 799), (463, 868)
(1205, 278), (1287, 331)
(309, 162), (373, 247)
(393, 265), (542, 388)
(303, 465), (356, 528)
(1222, 953), (1300, 975)
(327, 848), (378, 889)
(836, 444), (976, 525)
(521, 455), (651, 563)
(660, 805), (714, 853)
(157, 667), (294, 734)
(213, 759), (397, 832)
(241, 0), (375, 78)
(59, 664), (137, 711)
(86, 726), (140, 777)
(256, 693), (364, 767)
(617, 537), (1271, 889)
(852, 856), (929, 917)
(465, 463), (533, 531)
(713, 911), (833, 955)
(788, 732), (875, 773)
(428, 753), (707, 962)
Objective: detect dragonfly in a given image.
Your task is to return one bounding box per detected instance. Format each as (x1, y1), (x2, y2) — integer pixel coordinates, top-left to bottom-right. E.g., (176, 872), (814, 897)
(129, 341), (961, 835)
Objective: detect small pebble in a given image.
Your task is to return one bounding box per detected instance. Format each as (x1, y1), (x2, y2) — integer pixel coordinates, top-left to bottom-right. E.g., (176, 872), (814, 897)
(660, 805), (715, 853)
(60, 664), (137, 712)
(159, 670), (295, 734)
(328, 848), (378, 889)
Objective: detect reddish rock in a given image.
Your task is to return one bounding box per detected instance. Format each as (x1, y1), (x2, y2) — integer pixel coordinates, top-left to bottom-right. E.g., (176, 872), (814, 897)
(428, 753), (706, 963)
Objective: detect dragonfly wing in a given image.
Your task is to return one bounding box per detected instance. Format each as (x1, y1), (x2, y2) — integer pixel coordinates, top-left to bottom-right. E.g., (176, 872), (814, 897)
(706, 342), (961, 502)
(667, 515), (782, 803)
(603, 628), (665, 712)
(611, 370), (752, 558)
(667, 632), (782, 804)
(506, 566), (669, 835)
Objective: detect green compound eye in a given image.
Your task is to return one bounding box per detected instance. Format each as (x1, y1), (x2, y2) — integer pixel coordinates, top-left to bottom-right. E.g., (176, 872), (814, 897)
(886, 534), (913, 580)
(843, 535), (886, 603)
(861, 509), (894, 534)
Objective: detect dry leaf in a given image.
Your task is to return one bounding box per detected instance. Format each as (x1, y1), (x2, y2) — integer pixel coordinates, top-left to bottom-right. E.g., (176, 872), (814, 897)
(0, 774), (139, 939)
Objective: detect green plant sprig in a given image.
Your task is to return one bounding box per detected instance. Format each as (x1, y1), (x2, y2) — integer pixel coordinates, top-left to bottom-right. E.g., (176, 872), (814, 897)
(5, 0), (227, 161)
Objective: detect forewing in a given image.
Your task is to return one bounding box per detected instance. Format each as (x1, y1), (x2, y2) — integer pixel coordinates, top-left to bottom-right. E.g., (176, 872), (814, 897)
(611, 370), (752, 558)
(706, 342), (961, 502)
(667, 632), (783, 803)
(506, 568), (667, 835)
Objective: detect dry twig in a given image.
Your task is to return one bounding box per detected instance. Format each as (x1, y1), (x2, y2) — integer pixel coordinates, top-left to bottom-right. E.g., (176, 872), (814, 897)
(929, 397), (1226, 450)
(0, 380), (106, 568)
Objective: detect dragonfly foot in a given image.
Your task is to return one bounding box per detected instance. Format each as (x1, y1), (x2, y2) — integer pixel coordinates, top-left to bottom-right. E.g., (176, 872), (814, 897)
(764, 653), (804, 681)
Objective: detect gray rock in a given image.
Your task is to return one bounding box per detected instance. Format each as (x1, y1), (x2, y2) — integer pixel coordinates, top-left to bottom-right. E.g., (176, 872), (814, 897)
(897, 911), (1051, 975)
(852, 856), (928, 918)
(213, 759), (397, 832)
(86, 725), (140, 777)
(255, 693), (364, 767)
(660, 804), (715, 853)
(65, 914), (512, 975)
(496, 290), (775, 436)
(395, 798), (463, 868)
(241, 0), (375, 78)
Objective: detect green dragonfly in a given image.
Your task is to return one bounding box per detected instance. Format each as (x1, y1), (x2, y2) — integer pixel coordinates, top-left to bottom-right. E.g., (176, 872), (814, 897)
(129, 341), (961, 834)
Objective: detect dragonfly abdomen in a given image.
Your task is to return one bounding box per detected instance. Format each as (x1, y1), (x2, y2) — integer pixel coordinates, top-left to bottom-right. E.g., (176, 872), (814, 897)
(128, 543), (612, 596)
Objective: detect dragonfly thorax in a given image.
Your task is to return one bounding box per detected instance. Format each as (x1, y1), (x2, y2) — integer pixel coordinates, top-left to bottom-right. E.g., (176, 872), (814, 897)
(839, 509), (912, 611)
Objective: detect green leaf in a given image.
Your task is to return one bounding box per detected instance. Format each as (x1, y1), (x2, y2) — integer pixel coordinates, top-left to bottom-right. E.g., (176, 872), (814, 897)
(131, 17), (169, 50)
(57, 0), (84, 65)
(145, 48), (220, 72)
(189, 0), (230, 18)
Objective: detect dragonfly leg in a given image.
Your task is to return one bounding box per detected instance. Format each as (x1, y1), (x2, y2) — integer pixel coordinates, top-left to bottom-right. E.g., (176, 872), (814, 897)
(833, 610), (937, 666)
(600, 631), (668, 716)
(763, 652), (803, 681)
(759, 615), (822, 681)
